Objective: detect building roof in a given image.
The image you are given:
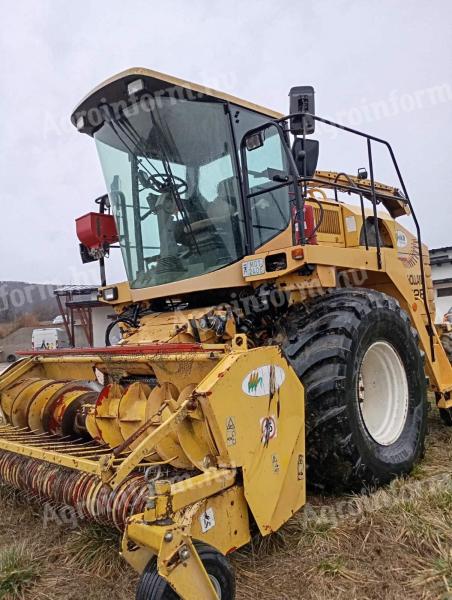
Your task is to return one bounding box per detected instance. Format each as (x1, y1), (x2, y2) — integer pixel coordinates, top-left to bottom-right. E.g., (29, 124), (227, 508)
(54, 285), (98, 295)
(430, 246), (452, 253)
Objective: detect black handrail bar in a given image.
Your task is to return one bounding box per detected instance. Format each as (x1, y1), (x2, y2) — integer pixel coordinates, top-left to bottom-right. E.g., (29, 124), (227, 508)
(239, 111), (435, 362)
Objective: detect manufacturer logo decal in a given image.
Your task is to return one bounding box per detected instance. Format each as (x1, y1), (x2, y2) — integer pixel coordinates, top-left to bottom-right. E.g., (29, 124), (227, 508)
(242, 365), (285, 397)
(396, 230), (408, 248)
(248, 371), (264, 394)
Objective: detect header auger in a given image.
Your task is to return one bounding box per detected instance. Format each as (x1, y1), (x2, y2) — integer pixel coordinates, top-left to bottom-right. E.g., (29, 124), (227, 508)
(1, 67), (452, 599)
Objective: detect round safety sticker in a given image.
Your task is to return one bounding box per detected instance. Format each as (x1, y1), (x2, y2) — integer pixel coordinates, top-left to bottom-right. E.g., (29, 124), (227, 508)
(261, 416), (277, 445)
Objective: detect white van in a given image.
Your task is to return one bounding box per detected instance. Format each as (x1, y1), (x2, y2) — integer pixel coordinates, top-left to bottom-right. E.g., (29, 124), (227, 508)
(32, 328), (68, 351)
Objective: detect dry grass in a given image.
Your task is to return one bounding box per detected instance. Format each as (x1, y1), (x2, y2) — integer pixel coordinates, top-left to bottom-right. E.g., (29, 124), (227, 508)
(65, 525), (125, 577)
(0, 406), (450, 599)
(0, 543), (42, 599)
(234, 407), (452, 600)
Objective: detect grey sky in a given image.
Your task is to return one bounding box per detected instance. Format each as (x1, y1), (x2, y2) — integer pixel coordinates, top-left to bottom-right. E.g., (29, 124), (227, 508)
(1, 0), (451, 285)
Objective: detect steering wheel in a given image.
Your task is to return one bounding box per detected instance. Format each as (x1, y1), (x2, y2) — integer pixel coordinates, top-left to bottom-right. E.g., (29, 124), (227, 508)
(138, 170), (188, 195)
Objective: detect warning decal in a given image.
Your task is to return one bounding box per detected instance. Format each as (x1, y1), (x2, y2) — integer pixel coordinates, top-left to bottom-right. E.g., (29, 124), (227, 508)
(226, 416), (236, 447)
(200, 507), (216, 533)
(260, 415), (277, 445)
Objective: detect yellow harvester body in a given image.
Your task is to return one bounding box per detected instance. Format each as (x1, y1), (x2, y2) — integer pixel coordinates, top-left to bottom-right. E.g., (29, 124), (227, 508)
(0, 68), (451, 599)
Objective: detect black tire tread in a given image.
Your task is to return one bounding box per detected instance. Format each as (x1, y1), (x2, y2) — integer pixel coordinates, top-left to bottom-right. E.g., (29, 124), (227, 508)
(136, 557), (171, 600)
(283, 287), (427, 492)
(439, 408), (452, 427)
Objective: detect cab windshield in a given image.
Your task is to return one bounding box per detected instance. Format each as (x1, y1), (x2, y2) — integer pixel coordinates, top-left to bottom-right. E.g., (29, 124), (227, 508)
(95, 96), (246, 289)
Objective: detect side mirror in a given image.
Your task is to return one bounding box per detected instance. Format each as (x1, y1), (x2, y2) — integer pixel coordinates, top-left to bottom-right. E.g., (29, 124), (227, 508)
(289, 86), (315, 135)
(292, 138), (319, 177)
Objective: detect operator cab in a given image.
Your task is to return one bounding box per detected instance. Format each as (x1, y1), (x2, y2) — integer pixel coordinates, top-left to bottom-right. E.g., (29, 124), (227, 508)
(72, 69), (294, 290)
(72, 69), (410, 300)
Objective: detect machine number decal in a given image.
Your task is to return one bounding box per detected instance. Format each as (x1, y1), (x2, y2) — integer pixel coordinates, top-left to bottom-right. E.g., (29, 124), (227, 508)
(242, 365), (285, 397)
(272, 454), (280, 474)
(226, 417), (237, 446)
(200, 507), (215, 533)
(242, 259), (265, 277)
(261, 416), (277, 445)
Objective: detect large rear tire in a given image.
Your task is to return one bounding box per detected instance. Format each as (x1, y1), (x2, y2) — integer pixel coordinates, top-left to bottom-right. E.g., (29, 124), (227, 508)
(283, 288), (428, 492)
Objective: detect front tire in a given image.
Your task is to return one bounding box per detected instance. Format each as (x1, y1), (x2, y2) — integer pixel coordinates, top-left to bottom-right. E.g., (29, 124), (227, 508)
(283, 288), (428, 492)
(136, 543), (235, 600)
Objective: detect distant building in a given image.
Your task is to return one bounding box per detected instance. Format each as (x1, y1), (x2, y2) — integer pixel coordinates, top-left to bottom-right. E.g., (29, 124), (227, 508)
(54, 286), (115, 347)
(430, 247), (452, 322)
(0, 287), (116, 362)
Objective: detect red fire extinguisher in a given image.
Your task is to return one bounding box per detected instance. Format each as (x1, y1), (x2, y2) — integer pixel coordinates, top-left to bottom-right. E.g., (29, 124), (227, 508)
(291, 203), (318, 245)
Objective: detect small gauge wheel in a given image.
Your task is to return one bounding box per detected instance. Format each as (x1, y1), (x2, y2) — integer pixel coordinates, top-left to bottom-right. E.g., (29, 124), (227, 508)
(135, 543), (235, 599)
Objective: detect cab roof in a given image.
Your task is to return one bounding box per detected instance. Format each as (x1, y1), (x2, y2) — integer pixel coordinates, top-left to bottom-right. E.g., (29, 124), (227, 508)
(70, 67), (282, 133)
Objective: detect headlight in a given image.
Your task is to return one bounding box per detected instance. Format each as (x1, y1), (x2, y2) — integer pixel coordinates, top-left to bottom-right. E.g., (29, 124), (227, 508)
(102, 287), (118, 302)
(76, 115), (86, 131)
(127, 78), (145, 97)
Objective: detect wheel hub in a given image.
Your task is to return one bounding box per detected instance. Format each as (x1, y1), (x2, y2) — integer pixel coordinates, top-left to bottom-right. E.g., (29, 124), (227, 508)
(358, 341), (409, 446)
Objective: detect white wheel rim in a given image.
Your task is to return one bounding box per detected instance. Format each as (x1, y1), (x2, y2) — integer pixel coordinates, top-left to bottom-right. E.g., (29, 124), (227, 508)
(358, 341), (409, 446)
(209, 575), (222, 599)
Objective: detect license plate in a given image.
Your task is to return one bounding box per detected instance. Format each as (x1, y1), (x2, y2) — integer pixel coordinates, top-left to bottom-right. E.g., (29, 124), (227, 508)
(242, 259), (265, 277)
